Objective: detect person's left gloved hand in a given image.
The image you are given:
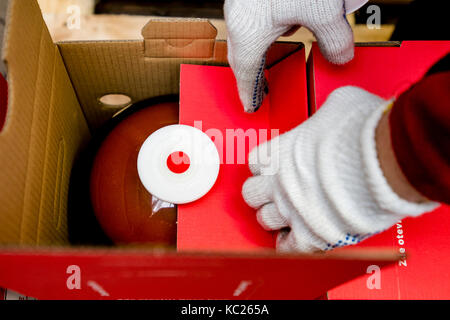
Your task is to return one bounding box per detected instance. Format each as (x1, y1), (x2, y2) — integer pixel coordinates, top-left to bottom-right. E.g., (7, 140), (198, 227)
(224, 0), (356, 113)
(242, 86), (439, 253)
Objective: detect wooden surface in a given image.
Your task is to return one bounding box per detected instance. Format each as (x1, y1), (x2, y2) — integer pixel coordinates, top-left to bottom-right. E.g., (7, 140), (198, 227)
(37, 0), (395, 58)
(38, 0), (96, 15)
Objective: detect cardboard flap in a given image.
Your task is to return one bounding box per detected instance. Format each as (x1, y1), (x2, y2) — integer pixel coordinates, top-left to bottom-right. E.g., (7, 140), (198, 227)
(309, 41), (450, 112)
(178, 49), (308, 251)
(141, 19), (217, 58)
(0, 248), (398, 300)
(0, 0), (90, 245)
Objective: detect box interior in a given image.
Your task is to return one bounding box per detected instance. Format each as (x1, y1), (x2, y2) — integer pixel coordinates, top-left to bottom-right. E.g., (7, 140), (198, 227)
(0, 0), (301, 249)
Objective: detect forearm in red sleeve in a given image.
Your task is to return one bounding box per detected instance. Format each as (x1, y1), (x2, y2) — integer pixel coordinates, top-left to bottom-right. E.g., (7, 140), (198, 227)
(389, 68), (450, 204)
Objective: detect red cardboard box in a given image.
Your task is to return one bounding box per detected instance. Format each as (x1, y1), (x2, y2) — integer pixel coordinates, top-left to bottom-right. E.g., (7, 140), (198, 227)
(308, 41), (450, 299)
(178, 50), (308, 252)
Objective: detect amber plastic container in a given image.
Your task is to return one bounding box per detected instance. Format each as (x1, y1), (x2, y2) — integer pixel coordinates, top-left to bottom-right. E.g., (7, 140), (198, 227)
(68, 95), (179, 247)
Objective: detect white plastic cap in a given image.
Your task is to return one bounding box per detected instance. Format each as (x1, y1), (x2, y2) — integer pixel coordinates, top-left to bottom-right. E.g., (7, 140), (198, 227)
(137, 125), (220, 204)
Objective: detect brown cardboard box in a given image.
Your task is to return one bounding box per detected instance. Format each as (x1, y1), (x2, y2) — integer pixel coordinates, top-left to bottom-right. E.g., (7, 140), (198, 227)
(0, 0), (299, 246)
(0, 0), (397, 300)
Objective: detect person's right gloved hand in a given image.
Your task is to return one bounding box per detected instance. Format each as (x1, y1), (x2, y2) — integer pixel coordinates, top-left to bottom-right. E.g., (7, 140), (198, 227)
(224, 0), (355, 112)
(242, 86), (439, 253)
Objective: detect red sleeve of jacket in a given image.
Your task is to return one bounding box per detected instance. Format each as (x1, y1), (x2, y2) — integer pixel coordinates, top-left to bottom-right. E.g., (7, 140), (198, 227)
(389, 61), (450, 204)
(0, 73), (7, 132)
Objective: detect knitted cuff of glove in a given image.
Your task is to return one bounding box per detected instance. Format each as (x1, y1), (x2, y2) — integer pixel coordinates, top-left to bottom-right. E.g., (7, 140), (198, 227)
(361, 101), (440, 217)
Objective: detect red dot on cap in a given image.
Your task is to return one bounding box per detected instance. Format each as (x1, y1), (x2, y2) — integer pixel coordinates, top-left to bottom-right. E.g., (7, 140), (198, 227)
(167, 151), (190, 174)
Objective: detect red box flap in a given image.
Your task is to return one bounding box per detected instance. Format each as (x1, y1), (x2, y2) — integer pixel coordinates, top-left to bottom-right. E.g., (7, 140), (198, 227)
(0, 248), (397, 300)
(310, 41), (450, 112)
(309, 41), (450, 299)
(178, 50), (308, 251)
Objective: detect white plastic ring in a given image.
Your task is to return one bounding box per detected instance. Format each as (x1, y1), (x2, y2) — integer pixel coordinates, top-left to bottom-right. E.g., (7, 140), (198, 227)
(137, 125), (220, 204)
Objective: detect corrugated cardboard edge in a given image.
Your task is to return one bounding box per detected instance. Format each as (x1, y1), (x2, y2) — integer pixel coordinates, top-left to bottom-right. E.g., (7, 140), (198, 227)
(142, 19), (218, 58)
(307, 41), (402, 114)
(0, 0), (90, 245)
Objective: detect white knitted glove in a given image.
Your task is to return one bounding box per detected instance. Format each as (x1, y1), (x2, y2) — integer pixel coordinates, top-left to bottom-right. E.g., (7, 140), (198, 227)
(224, 0), (355, 112)
(242, 86), (439, 253)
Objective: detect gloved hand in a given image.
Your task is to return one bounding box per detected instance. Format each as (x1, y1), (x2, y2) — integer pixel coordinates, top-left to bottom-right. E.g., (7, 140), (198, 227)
(224, 0), (355, 112)
(242, 86), (439, 253)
